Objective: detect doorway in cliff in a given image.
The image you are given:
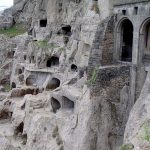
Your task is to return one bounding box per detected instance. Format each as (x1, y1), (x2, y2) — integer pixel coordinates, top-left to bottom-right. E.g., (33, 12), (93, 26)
(40, 19), (47, 27)
(120, 19), (133, 62)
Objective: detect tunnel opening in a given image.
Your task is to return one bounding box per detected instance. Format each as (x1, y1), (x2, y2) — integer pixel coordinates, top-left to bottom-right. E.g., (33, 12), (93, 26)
(62, 96), (74, 110)
(121, 19), (133, 62)
(40, 19), (47, 27)
(46, 56), (59, 67)
(71, 64), (78, 72)
(46, 78), (60, 90)
(51, 97), (61, 113)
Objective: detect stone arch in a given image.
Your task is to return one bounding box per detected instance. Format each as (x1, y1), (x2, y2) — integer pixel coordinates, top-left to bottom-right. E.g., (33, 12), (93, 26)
(115, 18), (133, 62)
(46, 78), (60, 90)
(139, 18), (150, 62)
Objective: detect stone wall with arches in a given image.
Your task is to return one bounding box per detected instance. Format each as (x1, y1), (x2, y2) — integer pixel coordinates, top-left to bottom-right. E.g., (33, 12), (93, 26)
(114, 1), (150, 65)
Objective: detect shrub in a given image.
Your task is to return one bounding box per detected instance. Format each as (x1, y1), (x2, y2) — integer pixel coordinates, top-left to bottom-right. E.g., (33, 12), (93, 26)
(141, 122), (150, 142)
(3, 84), (11, 92)
(87, 66), (99, 86)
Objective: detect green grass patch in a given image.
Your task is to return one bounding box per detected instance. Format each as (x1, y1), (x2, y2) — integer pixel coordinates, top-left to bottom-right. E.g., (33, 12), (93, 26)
(35, 41), (59, 49)
(35, 41), (51, 49)
(0, 24), (27, 38)
(120, 144), (134, 150)
(87, 66), (99, 86)
(3, 84), (11, 92)
(141, 122), (150, 142)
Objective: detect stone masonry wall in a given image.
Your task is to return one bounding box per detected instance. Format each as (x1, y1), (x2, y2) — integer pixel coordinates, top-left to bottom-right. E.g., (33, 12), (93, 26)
(88, 16), (114, 77)
(101, 16), (114, 65)
(88, 65), (131, 150)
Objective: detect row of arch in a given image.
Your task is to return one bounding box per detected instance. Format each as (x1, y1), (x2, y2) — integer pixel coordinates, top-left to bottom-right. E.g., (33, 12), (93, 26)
(116, 17), (150, 63)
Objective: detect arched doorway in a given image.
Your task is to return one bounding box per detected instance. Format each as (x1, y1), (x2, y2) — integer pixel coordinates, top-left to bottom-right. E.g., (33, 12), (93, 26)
(116, 18), (133, 62)
(121, 19), (133, 62)
(140, 18), (150, 62)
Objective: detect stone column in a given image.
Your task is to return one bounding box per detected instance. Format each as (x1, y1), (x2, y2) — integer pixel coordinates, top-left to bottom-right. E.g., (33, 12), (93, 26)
(130, 26), (140, 103)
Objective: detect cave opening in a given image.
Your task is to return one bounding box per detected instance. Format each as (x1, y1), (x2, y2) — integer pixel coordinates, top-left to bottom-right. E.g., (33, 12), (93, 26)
(62, 25), (71, 36)
(40, 19), (47, 27)
(62, 96), (74, 109)
(12, 82), (16, 89)
(15, 122), (24, 135)
(26, 75), (36, 86)
(18, 69), (23, 74)
(46, 56), (59, 67)
(71, 64), (78, 72)
(46, 78), (60, 90)
(51, 97), (61, 113)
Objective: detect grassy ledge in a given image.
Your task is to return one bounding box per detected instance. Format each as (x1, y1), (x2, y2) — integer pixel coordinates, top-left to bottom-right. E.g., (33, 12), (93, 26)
(0, 24), (27, 38)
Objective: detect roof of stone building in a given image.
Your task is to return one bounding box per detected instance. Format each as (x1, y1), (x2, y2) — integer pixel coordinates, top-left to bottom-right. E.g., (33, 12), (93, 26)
(113, 0), (149, 6)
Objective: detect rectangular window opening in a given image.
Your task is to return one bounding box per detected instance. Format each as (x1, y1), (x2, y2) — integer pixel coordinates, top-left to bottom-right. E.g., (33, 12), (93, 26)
(134, 7), (138, 15)
(122, 10), (126, 15)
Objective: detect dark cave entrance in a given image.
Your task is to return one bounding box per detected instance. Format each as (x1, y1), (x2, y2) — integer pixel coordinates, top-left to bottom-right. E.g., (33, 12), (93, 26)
(12, 82), (16, 89)
(62, 96), (74, 110)
(62, 25), (71, 36)
(26, 75), (36, 86)
(46, 78), (60, 90)
(71, 64), (78, 72)
(40, 19), (47, 27)
(46, 56), (59, 67)
(51, 97), (61, 113)
(145, 22), (150, 53)
(121, 19), (133, 62)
